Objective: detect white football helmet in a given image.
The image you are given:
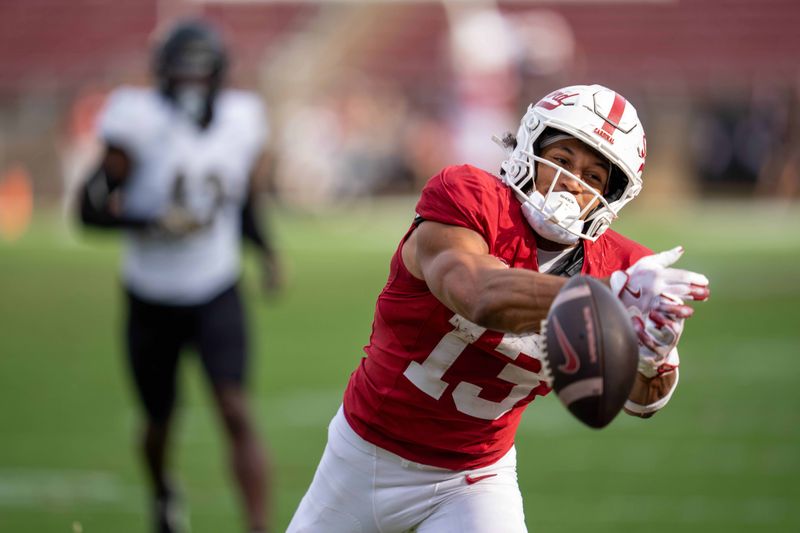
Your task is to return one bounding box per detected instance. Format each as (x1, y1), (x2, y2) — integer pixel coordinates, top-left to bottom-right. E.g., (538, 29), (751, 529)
(497, 84), (647, 241)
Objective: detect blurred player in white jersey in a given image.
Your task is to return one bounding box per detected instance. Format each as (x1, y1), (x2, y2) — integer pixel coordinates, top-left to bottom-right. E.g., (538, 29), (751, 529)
(287, 85), (710, 532)
(77, 19), (279, 533)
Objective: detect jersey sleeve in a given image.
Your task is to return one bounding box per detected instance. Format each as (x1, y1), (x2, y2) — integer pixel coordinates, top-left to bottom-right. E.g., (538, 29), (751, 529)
(415, 165), (500, 244)
(96, 87), (156, 157)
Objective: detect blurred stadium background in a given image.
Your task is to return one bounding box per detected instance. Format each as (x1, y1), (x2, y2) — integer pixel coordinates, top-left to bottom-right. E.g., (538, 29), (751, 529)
(1, 0), (799, 532)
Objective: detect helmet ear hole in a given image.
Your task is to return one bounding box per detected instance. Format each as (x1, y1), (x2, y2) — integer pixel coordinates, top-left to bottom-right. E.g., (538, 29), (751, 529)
(503, 159), (526, 183)
(524, 114), (539, 130)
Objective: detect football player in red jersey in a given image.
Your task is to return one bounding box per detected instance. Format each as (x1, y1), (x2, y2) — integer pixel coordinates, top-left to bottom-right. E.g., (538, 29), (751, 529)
(287, 85), (710, 532)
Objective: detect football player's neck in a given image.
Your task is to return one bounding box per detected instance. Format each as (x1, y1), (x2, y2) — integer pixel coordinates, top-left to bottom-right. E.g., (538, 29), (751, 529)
(536, 235), (578, 252)
(198, 107), (214, 129)
(186, 106), (214, 129)
(163, 86), (215, 129)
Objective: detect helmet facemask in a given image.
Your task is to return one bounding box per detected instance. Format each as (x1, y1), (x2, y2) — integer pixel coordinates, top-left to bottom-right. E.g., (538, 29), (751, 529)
(153, 20), (228, 126)
(501, 142), (618, 244)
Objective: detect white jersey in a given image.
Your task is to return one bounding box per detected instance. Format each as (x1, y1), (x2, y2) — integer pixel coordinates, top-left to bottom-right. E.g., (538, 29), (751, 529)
(98, 86), (268, 305)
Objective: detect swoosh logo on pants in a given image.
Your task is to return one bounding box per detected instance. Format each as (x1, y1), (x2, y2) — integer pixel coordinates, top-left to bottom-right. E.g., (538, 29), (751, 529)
(465, 473), (497, 485)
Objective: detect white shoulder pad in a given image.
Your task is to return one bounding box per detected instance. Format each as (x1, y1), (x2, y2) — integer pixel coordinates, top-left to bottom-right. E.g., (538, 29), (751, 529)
(97, 87), (165, 156)
(216, 90), (269, 155)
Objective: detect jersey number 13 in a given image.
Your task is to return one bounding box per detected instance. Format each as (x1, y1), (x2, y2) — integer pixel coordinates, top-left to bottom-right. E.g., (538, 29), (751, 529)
(403, 314), (546, 420)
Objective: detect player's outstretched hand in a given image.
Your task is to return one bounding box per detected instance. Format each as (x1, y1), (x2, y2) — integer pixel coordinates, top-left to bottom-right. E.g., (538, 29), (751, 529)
(609, 246), (710, 317)
(610, 246), (710, 378)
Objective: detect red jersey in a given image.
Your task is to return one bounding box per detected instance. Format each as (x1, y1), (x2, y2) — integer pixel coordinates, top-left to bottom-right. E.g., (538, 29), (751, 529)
(343, 164), (651, 470)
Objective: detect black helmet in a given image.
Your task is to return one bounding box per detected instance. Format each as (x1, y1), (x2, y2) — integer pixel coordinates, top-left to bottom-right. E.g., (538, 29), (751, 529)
(153, 19), (227, 97)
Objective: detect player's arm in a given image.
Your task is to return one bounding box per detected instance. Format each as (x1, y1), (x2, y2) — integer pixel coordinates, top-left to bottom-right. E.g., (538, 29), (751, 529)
(241, 151), (282, 296)
(404, 220), (567, 334)
(78, 145), (152, 230)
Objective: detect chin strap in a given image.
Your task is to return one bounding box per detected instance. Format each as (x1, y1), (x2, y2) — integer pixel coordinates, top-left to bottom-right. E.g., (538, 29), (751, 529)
(545, 244), (584, 277)
(521, 199), (582, 246)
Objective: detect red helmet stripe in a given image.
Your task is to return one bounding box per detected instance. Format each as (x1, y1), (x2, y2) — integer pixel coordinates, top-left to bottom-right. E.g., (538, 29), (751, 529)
(601, 92), (628, 136)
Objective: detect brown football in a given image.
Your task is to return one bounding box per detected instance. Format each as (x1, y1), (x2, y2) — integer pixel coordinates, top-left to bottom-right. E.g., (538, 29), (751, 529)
(542, 275), (639, 428)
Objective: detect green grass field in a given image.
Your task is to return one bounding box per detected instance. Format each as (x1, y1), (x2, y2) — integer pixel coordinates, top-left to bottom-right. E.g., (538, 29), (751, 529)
(1, 198), (799, 533)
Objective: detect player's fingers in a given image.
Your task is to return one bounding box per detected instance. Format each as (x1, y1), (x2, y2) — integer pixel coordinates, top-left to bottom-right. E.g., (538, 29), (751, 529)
(689, 283), (710, 301)
(649, 246), (684, 268)
(632, 317), (659, 351)
(641, 318), (680, 356)
(649, 307), (691, 327)
(661, 273), (710, 302)
(656, 303), (694, 320)
(662, 268), (709, 287)
(638, 332), (660, 353)
(647, 309), (669, 328)
(662, 284), (709, 302)
(650, 328), (678, 351)
(652, 293), (693, 319)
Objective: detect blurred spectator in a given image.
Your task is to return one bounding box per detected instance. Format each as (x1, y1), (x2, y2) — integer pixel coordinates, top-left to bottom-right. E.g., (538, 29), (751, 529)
(445, 6), (521, 173)
(273, 77), (417, 207)
(443, 6), (578, 177)
(75, 19), (280, 533)
(1, 0), (799, 215)
(332, 79), (416, 197)
(689, 85), (795, 196)
(273, 96), (342, 208)
(756, 85), (800, 199)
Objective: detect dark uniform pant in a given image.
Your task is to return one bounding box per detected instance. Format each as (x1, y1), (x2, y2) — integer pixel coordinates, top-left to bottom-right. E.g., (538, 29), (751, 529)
(125, 283), (248, 422)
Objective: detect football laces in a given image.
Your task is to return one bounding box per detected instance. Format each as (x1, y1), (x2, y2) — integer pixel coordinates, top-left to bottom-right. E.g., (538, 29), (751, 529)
(538, 320), (554, 386)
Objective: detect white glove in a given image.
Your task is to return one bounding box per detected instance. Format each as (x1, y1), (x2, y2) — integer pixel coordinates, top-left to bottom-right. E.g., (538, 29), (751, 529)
(610, 246), (709, 314)
(610, 246), (709, 377)
(633, 294), (684, 377)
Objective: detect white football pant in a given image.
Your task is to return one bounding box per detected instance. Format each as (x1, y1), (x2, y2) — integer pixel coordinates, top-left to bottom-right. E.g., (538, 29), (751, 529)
(286, 406), (527, 533)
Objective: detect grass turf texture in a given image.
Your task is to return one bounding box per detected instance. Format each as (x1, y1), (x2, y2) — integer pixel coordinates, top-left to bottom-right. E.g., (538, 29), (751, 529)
(0, 199), (798, 532)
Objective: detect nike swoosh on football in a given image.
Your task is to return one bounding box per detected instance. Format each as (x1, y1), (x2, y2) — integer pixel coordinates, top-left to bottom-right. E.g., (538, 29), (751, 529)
(553, 316), (580, 374)
(465, 473), (497, 485)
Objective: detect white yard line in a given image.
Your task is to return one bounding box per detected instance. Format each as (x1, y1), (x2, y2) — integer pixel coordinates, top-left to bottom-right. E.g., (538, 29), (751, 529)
(0, 468), (137, 509)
